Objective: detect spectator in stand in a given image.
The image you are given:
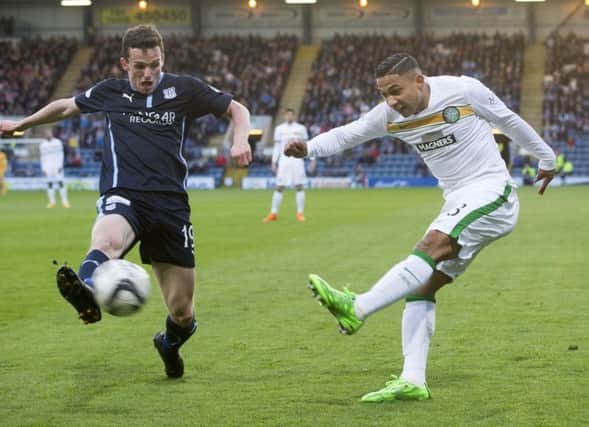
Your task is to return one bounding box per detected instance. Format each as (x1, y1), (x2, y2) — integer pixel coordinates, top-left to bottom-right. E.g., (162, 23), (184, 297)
(300, 33), (525, 176)
(522, 163), (536, 186)
(0, 37), (77, 115)
(543, 33), (589, 148)
(64, 34), (298, 152)
(0, 149), (8, 195)
(215, 151), (227, 168)
(555, 150), (574, 185)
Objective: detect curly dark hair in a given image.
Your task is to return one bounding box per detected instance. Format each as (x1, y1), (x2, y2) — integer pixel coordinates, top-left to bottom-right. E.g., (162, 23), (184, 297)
(121, 24), (164, 59)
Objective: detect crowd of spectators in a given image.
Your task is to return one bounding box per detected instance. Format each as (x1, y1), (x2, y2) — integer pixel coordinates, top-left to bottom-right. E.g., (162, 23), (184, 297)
(299, 32), (524, 177)
(165, 33), (297, 116)
(0, 36), (77, 116)
(301, 32), (524, 134)
(63, 33), (298, 174)
(2, 30), (541, 180)
(543, 32), (589, 148)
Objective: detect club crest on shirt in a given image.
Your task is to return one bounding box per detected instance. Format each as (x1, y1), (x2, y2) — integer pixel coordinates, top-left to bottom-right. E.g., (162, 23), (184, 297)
(442, 106), (460, 123)
(163, 87), (177, 100)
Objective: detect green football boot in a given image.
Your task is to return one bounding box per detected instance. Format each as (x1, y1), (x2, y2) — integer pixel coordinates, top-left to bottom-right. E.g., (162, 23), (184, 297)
(360, 376), (431, 402)
(307, 274), (363, 335)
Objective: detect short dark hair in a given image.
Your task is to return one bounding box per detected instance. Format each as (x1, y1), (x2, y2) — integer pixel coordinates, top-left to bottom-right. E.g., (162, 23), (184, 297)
(121, 24), (164, 59)
(375, 53), (420, 78)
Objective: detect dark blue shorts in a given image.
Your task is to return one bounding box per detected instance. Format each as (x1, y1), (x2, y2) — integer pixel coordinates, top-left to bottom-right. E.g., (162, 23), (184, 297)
(96, 188), (195, 268)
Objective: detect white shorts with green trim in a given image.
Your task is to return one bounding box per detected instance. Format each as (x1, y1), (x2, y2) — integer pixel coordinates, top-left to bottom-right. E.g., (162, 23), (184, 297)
(427, 180), (519, 280)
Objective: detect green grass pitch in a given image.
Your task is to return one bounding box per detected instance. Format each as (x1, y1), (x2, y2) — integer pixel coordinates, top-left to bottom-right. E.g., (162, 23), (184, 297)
(0, 186), (587, 426)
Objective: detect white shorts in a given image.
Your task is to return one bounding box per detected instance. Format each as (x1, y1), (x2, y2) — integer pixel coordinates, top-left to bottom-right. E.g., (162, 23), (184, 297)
(44, 167), (64, 181)
(427, 181), (519, 279)
(276, 157), (306, 187)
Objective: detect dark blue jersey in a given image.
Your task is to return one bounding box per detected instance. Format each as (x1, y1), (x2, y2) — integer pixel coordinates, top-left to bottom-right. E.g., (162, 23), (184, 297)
(75, 73), (232, 194)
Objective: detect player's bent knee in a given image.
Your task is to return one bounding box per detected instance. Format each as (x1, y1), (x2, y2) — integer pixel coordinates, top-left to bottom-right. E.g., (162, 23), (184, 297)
(415, 270), (453, 296)
(91, 236), (127, 258)
(416, 230), (460, 262)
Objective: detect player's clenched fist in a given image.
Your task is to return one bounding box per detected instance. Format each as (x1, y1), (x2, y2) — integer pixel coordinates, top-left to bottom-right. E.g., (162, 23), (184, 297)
(231, 141), (252, 167)
(0, 120), (23, 137)
(284, 139), (308, 158)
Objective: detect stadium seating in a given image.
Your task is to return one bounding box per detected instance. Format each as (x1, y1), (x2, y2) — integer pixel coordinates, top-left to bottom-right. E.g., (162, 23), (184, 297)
(543, 33), (589, 145)
(0, 36), (77, 115)
(294, 33), (524, 179)
(61, 34), (298, 185)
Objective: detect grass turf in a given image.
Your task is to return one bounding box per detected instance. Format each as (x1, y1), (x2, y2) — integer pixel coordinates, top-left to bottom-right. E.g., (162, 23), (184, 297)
(0, 186), (587, 426)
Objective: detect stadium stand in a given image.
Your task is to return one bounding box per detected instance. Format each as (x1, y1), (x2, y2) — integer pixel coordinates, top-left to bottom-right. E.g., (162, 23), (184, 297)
(290, 33), (525, 180)
(55, 34), (298, 186)
(0, 36), (77, 116)
(536, 32), (589, 177)
(3, 30), (588, 184)
(543, 33), (589, 145)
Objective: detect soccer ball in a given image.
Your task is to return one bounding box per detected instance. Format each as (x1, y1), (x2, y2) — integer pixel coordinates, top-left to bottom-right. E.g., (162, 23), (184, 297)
(92, 259), (151, 316)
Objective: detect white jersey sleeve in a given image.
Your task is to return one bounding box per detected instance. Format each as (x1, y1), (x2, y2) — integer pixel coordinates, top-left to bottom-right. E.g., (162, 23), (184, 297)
(463, 77), (556, 170)
(272, 126), (283, 164)
(307, 103), (387, 158)
(301, 123), (309, 142)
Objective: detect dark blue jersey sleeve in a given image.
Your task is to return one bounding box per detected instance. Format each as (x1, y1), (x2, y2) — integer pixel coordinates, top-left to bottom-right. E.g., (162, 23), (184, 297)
(186, 77), (232, 118)
(74, 79), (113, 113)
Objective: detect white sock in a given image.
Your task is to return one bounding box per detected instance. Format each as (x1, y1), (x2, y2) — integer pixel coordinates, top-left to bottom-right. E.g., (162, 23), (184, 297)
(400, 300), (436, 387)
(47, 186), (56, 204)
(59, 185), (68, 204)
(271, 191), (283, 214)
(354, 253), (435, 319)
(296, 190), (305, 214)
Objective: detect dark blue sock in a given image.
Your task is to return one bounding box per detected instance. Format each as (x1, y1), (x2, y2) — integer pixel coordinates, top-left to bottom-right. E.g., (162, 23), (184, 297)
(164, 315), (197, 350)
(78, 249), (109, 287)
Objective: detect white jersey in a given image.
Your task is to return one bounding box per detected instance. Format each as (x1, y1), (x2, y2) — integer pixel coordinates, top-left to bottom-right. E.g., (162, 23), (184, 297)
(40, 137), (64, 174)
(307, 75), (556, 196)
(273, 121), (310, 186)
(272, 121), (309, 165)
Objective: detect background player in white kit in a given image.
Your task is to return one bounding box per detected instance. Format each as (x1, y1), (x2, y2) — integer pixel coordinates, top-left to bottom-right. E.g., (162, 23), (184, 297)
(263, 108), (315, 222)
(285, 53), (556, 402)
(40, 128), (70, 208)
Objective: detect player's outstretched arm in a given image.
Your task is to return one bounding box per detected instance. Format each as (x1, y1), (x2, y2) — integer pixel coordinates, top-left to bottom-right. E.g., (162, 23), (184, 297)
(0, 97), (80, 136)
(535, 168), (555, 195)
(225, 100), (252, 167)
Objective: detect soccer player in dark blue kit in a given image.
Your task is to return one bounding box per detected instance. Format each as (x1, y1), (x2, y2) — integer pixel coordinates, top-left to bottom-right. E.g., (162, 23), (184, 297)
(0, 24), (252, 378)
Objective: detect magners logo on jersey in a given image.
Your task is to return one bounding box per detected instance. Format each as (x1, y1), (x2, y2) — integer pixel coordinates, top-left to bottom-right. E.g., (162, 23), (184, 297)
(416, 134), (457, 152)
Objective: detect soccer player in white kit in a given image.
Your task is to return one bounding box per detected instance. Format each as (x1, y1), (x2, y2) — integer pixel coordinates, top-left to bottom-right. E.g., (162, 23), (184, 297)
(40, 128), (70, 208)
(285, 53), (556, 402)
(263, 108), (316, 222)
